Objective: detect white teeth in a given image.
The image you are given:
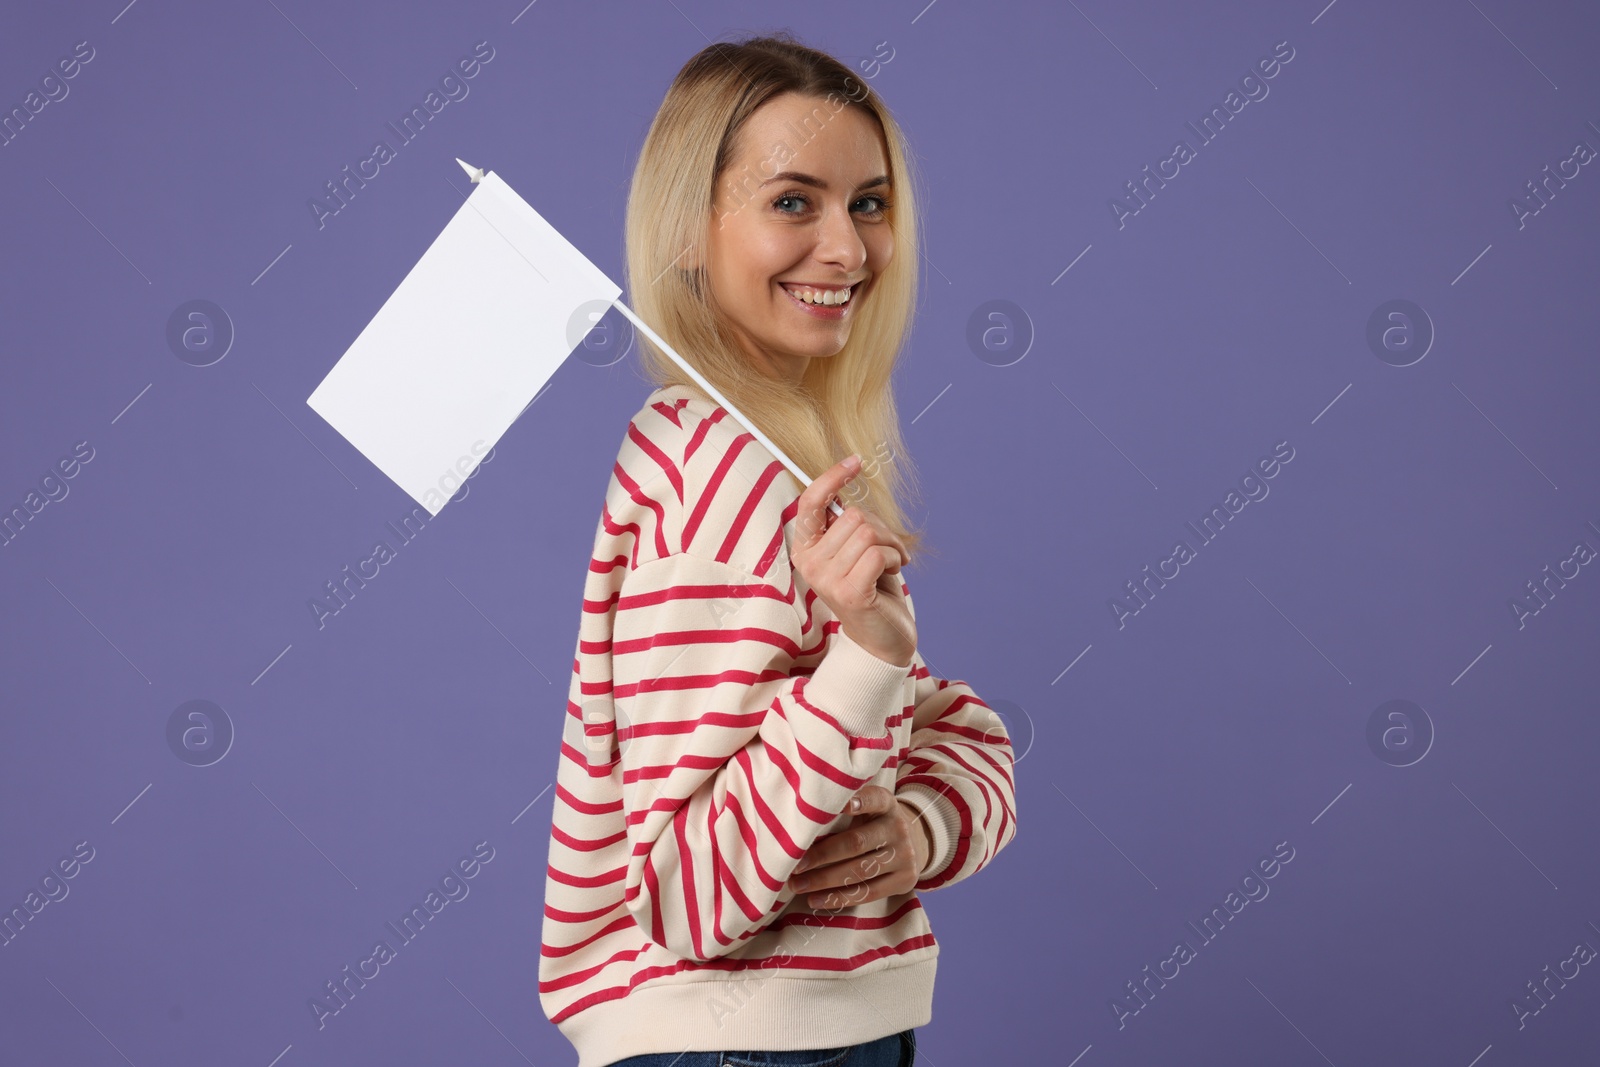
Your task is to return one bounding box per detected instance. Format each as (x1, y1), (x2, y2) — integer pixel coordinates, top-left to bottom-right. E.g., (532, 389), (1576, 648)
(785, 285), (852, 306)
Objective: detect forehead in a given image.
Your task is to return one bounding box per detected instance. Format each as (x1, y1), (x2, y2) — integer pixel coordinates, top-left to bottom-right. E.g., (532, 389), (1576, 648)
(729, 91), (889, 178)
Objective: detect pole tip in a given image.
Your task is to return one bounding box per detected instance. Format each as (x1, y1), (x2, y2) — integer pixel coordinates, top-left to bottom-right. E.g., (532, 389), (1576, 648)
(455, 158), (485, 183)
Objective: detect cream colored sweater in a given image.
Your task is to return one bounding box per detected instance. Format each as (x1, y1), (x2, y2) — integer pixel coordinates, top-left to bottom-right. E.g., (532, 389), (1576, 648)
(537, 383), (1018, 1067)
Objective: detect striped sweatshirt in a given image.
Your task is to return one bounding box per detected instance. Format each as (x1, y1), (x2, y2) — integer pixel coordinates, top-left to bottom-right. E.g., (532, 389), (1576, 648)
(538, 383), (1018, 1067)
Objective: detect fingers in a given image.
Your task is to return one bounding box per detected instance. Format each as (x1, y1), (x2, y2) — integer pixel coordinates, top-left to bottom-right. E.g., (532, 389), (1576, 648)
(790, 789), (915, 908)
(842, 783), (894, 818)
(868, 517), (910, 570)
(810, 508), (906, 582)
(795, 463), (909, 570)
(838, 506), (909, 569)
(844, 546), (901, 601)
(825, 525), (893, 598)
(789, 495), (917, 666)
(804, 869), (906, 911)
(787, 786), (919, 906)
(792, 786), (896, 873)
(795, 456), (862, 548)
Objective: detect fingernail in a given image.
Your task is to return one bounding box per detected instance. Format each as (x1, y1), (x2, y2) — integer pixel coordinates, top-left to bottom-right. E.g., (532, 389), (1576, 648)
(850, 797), (862, 812)
(844, 454), (861, 470)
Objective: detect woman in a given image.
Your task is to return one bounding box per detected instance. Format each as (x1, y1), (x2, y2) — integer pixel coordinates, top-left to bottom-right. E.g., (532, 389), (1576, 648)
(538, 32), (1018, 1067)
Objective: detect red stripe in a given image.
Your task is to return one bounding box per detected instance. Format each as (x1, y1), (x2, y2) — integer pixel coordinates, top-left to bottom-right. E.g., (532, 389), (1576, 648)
(896, 750), (1003, 831)
(613, 624), (799, 658)
(612, 462), (670, 562)
(649, 397), (688, 428)
(756, 521), (787, 578)
(705, 795), (767, 950)
(897, 774), (976, 889)
(544, 900), (626, 923)
(717, 790), (780, 902)
(684, 408), (714, 460)
(547, 862), (627, 889)
(623, 736), (856, 851)
(540, 913), (637, 957)
(628, 421), (684, 506)
(737, 749), (807, 863)
(615, 666), (792, 700)
(589, 553), (630, 574)
(539, 944), (656, 995)
(683, 429), (755, 552)
(911, 712), (1016, 793)
(911, 749), (998, 834)
(550, 821), (627, 853)
(770, 933), (937, 971)
(612, 692), (885, 796)
(705, 797), (730, 953)
(954, 734), (1016, 801)
(715, 457), (784, 563)
(616, 580), (788, 612)
(642, 852), (663, 946)
(672, 801), (705, 959)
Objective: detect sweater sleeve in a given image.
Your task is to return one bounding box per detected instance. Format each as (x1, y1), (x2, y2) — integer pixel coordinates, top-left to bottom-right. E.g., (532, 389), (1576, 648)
(893, 646), (1018, 892)
(608, 549), (913, 963)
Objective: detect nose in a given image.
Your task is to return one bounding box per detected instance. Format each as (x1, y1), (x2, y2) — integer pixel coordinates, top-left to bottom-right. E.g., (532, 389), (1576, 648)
(811, 202), (868, 274)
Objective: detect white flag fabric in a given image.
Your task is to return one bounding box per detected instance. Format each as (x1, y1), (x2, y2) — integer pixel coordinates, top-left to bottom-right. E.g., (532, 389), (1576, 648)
(307, 161), (621, 516)
(309, 158), (846, 526)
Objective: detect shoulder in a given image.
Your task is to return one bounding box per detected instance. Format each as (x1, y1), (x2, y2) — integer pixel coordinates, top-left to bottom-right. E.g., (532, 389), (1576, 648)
(602, 384), (801, 579)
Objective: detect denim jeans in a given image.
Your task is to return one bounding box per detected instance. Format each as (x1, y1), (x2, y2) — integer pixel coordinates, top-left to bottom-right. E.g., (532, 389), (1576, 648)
(603, 1027), (915, 1067)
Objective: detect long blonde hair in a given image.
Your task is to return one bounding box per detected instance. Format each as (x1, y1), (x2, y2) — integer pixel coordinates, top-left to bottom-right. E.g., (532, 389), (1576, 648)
(623, 30), (930, 560)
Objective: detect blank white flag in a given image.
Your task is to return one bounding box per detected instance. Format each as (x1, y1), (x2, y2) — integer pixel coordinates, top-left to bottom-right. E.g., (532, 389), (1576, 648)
(307, 163), (622, 516)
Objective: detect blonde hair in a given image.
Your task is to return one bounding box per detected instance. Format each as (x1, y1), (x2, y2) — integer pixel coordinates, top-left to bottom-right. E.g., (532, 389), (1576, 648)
(623, 30), (931, 560)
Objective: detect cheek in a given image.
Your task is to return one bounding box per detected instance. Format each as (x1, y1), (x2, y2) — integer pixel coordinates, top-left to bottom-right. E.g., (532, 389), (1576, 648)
(866, 233), (894, 272)
(744, 227), (806, 271)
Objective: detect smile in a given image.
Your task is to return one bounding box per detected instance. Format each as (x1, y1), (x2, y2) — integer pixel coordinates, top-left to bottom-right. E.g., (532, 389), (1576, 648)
(779, 281), (859, 319)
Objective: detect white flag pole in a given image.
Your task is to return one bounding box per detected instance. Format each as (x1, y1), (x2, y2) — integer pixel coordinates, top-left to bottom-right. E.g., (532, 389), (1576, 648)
(615, 297), (911, 603)
(607, 300), (847, 521)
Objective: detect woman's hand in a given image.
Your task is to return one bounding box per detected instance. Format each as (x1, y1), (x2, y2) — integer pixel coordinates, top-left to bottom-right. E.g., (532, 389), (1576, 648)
(792, 455), (917, 666)
(786, 785), (932, 910)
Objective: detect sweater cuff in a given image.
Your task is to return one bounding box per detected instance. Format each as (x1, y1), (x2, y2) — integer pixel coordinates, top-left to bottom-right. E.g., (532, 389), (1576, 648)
(803, 629), (911, 738)
(894, 783), (961, 882)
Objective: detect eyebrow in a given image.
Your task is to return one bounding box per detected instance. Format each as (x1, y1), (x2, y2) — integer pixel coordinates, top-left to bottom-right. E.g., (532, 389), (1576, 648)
(758, 171), (891, 192)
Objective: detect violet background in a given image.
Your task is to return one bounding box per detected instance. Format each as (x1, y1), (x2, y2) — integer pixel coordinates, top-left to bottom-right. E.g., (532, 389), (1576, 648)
(3, 1), (1600, 1064)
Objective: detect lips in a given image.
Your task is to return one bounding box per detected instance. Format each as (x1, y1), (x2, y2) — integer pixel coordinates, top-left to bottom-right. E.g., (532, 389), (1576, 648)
(778, 280), (861, 308)
(781, 281), (851, 293)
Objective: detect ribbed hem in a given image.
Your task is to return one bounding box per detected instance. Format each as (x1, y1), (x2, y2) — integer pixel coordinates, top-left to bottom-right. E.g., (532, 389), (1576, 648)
(894, 783), (962, 882)
(557, 956), (937, 1067)
(802, 630), (912, 738)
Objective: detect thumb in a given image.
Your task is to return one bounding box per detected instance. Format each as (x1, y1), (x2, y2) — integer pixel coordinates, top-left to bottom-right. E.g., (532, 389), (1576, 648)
(849, 783), (895, 815)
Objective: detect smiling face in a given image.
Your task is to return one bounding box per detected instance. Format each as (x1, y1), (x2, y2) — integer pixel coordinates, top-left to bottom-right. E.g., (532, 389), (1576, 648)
(701, 92), (895, 385)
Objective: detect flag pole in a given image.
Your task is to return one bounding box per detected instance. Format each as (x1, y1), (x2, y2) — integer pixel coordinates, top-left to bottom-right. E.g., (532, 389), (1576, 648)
(595, 306), (914, 741)
(608, 298), (848, 521)
(610, 298), (911, 602)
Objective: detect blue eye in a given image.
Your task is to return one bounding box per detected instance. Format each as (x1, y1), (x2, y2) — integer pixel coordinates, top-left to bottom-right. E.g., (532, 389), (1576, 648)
(772, 192), (892, 217)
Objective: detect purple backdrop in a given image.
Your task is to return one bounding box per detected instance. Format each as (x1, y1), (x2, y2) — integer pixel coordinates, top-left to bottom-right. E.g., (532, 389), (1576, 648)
(3, 1), (1599, 1064)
